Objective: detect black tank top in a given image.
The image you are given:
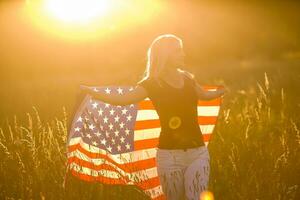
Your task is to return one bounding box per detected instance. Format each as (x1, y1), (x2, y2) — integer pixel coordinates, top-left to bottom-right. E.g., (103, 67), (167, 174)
(137, 72), (205, 149)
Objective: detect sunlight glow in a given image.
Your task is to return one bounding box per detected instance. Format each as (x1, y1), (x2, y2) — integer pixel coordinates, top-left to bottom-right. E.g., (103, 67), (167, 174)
(44, 0), (111, 24)
(24, 0), (165, 41)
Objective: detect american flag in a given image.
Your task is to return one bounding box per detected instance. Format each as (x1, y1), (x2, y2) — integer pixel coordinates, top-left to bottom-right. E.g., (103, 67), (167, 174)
(66, 85), (223, 200)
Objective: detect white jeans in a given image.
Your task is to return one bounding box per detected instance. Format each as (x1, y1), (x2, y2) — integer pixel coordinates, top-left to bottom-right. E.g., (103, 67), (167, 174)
(156, 146), (210, 200)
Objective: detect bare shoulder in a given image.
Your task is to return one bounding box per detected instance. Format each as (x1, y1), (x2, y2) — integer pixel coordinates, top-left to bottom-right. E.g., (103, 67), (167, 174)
(134, 78), (149, 96)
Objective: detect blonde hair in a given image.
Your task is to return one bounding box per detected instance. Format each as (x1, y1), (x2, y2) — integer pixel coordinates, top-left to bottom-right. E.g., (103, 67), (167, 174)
(138, 34), (188, 86)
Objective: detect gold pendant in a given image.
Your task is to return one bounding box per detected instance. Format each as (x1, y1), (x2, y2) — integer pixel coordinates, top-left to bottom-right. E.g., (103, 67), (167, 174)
(168, 116), (182, 129)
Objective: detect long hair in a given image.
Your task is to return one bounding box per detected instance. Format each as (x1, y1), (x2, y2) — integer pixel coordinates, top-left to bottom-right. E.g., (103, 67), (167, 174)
(138, 34), (187, 87)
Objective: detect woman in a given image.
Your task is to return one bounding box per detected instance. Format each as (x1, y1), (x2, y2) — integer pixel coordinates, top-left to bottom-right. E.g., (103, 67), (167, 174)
(81, 34), (225, 200)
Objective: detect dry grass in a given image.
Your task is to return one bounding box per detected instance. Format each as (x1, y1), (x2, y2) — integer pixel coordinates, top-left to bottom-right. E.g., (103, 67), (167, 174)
(0, 73), (299, 200)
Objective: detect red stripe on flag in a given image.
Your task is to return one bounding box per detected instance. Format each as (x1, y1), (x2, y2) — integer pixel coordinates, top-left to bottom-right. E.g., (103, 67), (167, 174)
(134, 138), (159, 150)
(138, 100), (155, 110)
(128, 157), (157, 172)
(197, 116), (217, 124)
(198, 98), (222, 106)
(135, 119), (161, 130)
(202, 134), (212, 141)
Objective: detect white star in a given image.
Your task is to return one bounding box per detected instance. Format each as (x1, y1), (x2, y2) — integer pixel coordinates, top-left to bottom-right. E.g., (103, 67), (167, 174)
(103, 116), (108, 123)
(74, 127), (81, 132)
(108, 123), (114, 130)
(105, 131), (110, 137)
(86, 133), (92, 139)
(89, 124), (95, 130)
(94, 131), (101, 137)
(114, 115), (120, 122)
(126, 115), (132, 121)
(130, 104), (134, 108)
(101, 138), (107, 145)
(111, 138), (115, 144)
(114, 130), (119, 137)
(98, 108), (103, 116)
(105, 103), (110, 108)
(92, 102), (98, 109)
(125, 143), (131, 150)
(125, 128), (130, 135)
(107, 146), (112, 152)
(121, 108), (128, 115)
(77, 116), (82, 122)
(117, 87), (123, 94)
(129, 87), (134, 91)
(84, 116), (90, 121)
(120, 136), (125, 143)
(117, 145), (121, 151)
(119, 122), (125, 129)
(109, 109), (115, 115)
(92, 141), (98, 146)
(105, 88), (111, 94)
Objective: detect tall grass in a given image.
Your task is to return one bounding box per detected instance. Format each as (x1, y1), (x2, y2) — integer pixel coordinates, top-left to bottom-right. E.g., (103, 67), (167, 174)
(209, 73), (299, 199)
(0, 107), (68, 199)
(0, 73), (299, 200)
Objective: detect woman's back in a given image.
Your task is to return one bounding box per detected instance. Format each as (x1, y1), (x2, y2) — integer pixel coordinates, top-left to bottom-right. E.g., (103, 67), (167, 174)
(138, 72), (205, 149)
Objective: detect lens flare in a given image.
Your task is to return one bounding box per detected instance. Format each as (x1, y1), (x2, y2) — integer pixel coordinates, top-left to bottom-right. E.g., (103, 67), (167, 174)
(200, 190), (214, 200)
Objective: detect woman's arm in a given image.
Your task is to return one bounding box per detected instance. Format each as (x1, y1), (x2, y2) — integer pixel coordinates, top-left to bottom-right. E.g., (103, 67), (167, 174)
(80, 85), (148, 106)
(194, 82), (225, 100)
(181, 70), (226, 101)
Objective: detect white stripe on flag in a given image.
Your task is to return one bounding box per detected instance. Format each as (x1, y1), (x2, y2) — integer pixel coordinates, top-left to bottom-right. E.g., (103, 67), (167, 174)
(135, 106), (220, 121)
(69, 137), (157, 163)
(134, 128), (161, 141)
(199, 125), (215, 135)
(197, 106), (220, 116)
(136, 110), (159, 121)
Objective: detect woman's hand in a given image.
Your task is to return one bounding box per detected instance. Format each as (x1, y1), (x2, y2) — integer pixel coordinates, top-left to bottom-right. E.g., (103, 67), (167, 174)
(80, 85), (91, 94)
(218, 86), (229, 97)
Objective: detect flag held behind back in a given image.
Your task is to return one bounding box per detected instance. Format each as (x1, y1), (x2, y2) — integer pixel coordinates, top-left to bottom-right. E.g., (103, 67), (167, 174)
(66, 85), (223, 200)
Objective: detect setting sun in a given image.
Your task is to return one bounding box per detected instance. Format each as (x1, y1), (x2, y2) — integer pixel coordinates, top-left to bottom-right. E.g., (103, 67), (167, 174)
(43, 0), (111, 24)
(24, 0), (165, 41)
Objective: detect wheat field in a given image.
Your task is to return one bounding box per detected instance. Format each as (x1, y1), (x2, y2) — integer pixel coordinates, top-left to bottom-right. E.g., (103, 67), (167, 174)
(0, 73), (299, 200)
